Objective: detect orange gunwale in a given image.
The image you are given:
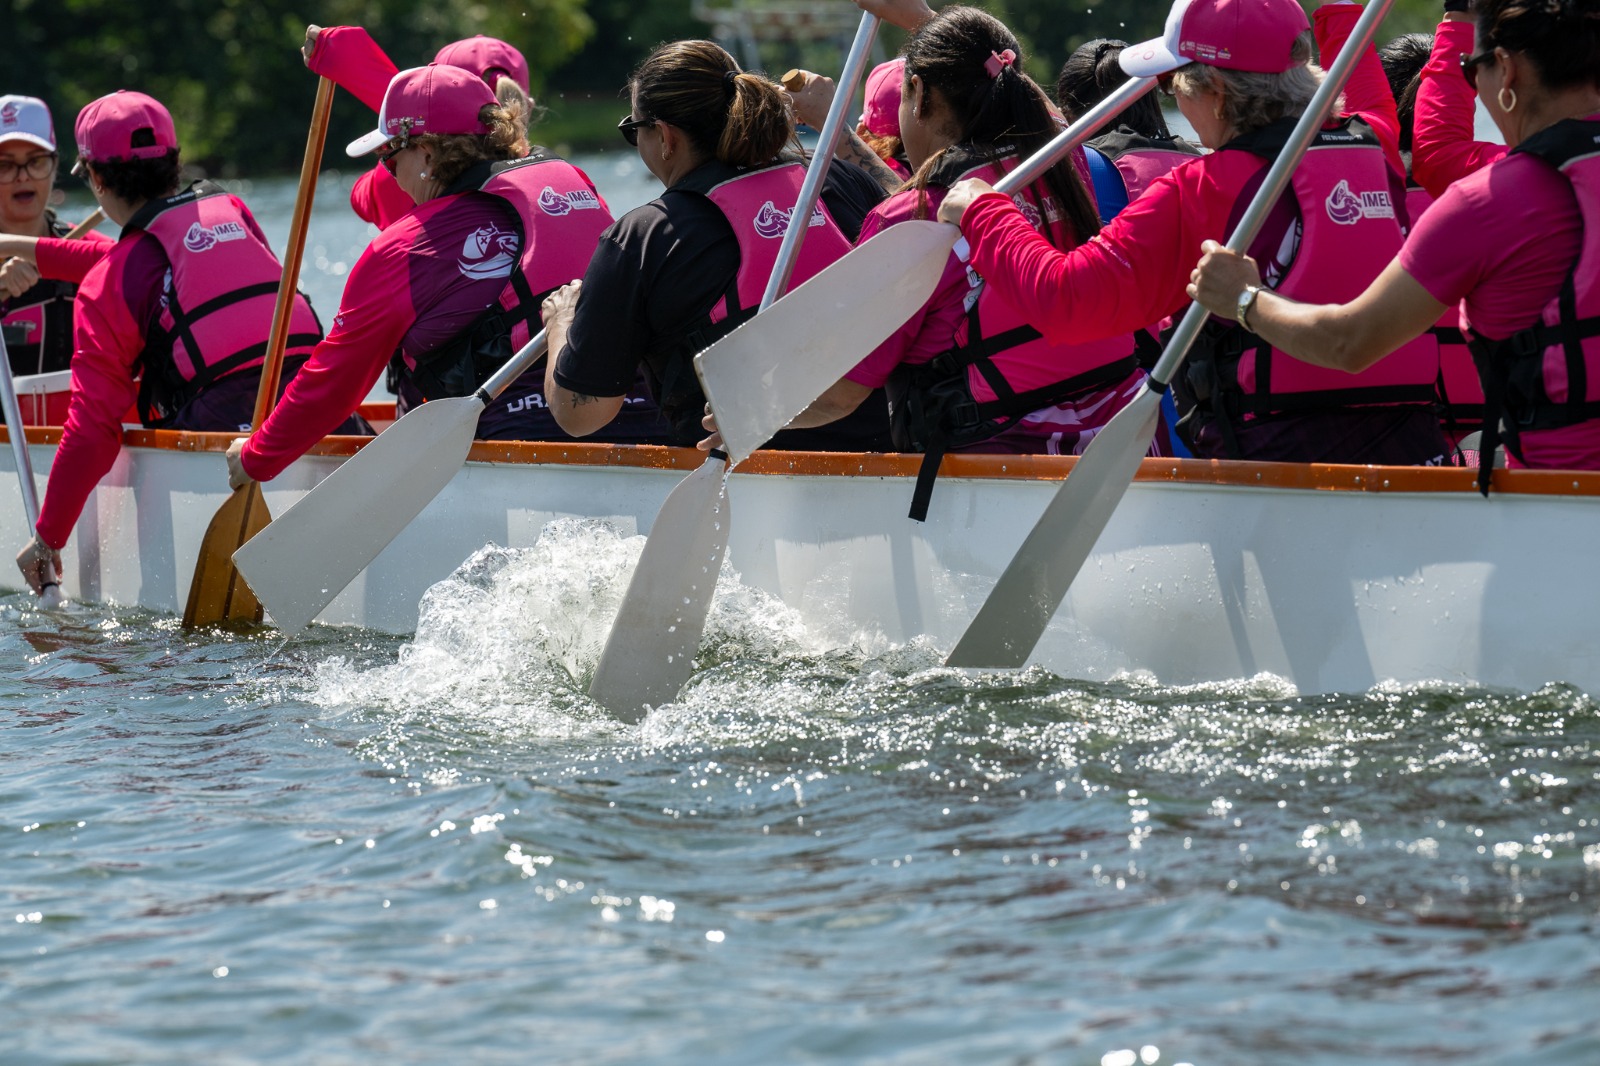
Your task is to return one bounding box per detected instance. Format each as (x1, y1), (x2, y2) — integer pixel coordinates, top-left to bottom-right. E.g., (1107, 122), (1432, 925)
(6, 424), (1600, 498)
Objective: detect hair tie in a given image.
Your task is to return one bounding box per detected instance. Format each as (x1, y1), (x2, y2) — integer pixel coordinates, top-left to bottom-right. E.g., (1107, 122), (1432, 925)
(723, 70), (738, 98)
(984, 49), (1016, 79)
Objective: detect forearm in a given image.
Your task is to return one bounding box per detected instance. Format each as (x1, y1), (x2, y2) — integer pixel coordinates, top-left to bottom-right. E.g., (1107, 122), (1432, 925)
(835, 131), (902, 192)
(544, 368), (626, 436)
(791, 378), (871, 428)
(1412, 18), (1505, 197)
(241, 333), (386, 481)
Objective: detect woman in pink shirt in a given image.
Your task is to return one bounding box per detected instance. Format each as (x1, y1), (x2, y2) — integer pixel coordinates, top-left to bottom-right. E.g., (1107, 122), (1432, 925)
(937, 0), (1447, 466)
(1187, 0), (1600, 491)
(1411, 2), (1508, 198)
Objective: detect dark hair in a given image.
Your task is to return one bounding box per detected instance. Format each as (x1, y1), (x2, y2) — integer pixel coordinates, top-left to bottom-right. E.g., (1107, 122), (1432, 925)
(87, 149), (181, 204)
(904, 6), (1100, 245)
(631, 40), (797, 168)
(1379, 33), (1433, 153)
(1476, 0), (1600, 90)
(415, 102), (528, 189)
(1055, 38), (1172, 139)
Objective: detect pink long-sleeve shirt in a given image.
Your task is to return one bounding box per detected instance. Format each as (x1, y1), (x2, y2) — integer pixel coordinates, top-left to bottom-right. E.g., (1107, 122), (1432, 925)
(305, 25), (413, 229)
(33, 229), (116, 284)
(1411, 17), (1506, 199)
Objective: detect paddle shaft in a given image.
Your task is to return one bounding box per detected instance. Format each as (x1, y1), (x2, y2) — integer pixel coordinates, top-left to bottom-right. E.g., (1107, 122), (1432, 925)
(475, 329), (549, 404)
(759, 11), (880, 312)
(252, 76), (334, 430)
(1148, 0), (1395, 388)
(0, 330), (41, 529)
(62, 208), (105, 241)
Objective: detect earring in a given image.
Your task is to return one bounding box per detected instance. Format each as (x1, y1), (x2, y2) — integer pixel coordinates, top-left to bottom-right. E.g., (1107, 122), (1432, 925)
(1497, 87), (1517, 113)
(419, 170), (429, 180)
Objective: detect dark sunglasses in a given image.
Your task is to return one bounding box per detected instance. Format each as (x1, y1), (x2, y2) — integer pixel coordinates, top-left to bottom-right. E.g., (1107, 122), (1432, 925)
(617, 114), (657, 147)
(375, 136), (410, 174)
(1460, 49), (1495, 91)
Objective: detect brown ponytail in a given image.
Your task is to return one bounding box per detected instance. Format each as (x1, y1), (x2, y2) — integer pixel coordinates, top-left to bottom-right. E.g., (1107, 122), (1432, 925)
(632, 40), (799, 167)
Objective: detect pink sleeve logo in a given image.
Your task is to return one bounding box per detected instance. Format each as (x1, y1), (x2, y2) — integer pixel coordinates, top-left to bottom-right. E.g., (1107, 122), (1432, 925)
(458, 223), (520, 280)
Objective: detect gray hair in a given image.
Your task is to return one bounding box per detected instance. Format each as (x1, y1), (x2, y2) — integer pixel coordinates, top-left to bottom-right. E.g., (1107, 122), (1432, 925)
(1170, 32), (1326, 137)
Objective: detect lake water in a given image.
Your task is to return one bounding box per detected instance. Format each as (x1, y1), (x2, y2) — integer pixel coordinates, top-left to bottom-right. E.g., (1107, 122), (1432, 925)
(13, 131), (1594, 1066)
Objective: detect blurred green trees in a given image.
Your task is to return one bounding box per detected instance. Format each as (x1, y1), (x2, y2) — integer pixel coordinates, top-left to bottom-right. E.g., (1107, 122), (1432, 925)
(6, 0), (1455, 174)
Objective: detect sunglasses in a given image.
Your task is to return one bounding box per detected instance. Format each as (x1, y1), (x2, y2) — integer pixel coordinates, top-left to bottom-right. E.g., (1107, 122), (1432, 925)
(617, 114), (657, 147)
(1459, 49), (1496, 91)
(375, 136), (410, 174)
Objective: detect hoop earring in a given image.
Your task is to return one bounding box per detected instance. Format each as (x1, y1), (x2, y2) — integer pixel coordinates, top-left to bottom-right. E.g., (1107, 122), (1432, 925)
(1497, 86), (1517, 113)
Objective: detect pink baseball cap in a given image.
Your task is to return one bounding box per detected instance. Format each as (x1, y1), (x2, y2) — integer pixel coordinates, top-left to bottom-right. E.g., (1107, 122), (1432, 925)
(1121, 0), (1310, 77)
(73, 91), (177, 165)
(347, 64), (498, 157)
(858, 58), (905, 139)
(434, 36), (531, 94)
(0, 96), (56, 152)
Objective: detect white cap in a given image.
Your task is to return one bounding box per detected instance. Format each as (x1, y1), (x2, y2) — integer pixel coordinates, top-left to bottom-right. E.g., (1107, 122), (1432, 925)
(0, 96), (57, 152)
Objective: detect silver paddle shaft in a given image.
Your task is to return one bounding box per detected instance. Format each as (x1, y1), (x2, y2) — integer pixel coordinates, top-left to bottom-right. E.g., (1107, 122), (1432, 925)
(759, 12), (881, 312)
(1149, 0), (1397, 387)
(994, 76), (1156, 196)
(473, 329), (550, 406)
(0, 330), (41, 529)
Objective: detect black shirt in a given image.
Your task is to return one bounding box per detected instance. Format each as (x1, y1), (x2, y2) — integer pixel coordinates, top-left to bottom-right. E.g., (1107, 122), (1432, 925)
(553, 156), (892, 448)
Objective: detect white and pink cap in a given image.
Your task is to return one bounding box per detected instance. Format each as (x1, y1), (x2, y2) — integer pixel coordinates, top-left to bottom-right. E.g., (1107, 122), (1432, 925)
(347, 64), (498, 157)
(73, 90), (177, 164)
(433, 36), (531, 94)
(1120, 0), (1311, 77)
(0, 96), (56, 152)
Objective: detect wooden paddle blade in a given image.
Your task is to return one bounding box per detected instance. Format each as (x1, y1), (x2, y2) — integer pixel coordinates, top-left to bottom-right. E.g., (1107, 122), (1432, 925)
(695, 221), (958, 464)
(589, 456), (731, 722)
(183, 482), (270, 629)
(232, 396), (483, 637)
(944, 386), (1163, 668)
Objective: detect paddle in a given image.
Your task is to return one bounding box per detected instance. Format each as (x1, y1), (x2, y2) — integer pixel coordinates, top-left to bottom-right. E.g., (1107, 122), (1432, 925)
(695, 74), (1154, 465)
(0, 329), (61, 607)
(62, 208), (106, 241)
(182, 76), (333, 630)
(944, 0), (1398, 668)
(232, 330), (550, 637)
(585, 13), (884, 720)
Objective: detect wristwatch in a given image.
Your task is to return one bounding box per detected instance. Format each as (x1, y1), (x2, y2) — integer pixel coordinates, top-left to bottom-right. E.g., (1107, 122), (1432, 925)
(1236, 284), (1263, 331)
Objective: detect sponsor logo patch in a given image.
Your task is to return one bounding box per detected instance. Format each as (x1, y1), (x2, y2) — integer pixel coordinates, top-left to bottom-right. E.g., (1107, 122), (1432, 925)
(458, 223), (519, 280)
(1324, 179), (1395, 225)
(182, 221), (248, 253)
(752, 200), (826, 240)
(537, 186), (602, 216)
(1, 103), (17, 127)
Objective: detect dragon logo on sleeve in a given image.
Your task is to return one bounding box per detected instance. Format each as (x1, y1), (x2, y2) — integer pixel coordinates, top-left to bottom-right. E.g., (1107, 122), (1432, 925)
(458, 223), (520, 280)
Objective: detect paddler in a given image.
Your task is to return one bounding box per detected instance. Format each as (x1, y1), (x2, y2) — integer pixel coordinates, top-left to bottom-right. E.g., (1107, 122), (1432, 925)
(715, 6), (1159, 522)
(539, 39), (891, 450)
(225, 62), (646, 492)
(936, 0), (1448, 466)
(1187, 0), (1600, 491)
(14, 90), (326, 593)
(0, 95), (114, 377)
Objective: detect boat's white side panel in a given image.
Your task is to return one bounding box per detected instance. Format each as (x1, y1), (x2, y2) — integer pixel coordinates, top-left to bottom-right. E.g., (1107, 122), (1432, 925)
(2, 441), (1595, 694)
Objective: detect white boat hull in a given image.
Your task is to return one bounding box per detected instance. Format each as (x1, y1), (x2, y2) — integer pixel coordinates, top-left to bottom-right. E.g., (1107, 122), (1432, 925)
(3, 427), (1596, 694)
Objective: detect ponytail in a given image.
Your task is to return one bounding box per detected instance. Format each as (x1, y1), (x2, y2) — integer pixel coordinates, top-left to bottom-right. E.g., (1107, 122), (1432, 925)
(633, 40), (799, 167)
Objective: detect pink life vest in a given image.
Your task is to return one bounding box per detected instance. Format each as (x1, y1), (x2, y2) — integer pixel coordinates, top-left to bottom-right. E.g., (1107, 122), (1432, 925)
(1090, 127), (1205, 204)
(1405, 183), (1484, 441)
(894, 146), (1139, 520)
(399, 150), (614, 400)
(1471, 117), (1600, 492)
(1180, 118), (1439, 455)
(128, 183), (323, 426)
(700, 161), (853, 326)
(1, 213), (79, 378)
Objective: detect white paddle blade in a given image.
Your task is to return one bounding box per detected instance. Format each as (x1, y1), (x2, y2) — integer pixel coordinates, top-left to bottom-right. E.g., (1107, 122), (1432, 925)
(944, 386), (1164, 668)
(696, 221), (959, 463)
(233, 396), (484, 636)
(589, 457), (731, 722)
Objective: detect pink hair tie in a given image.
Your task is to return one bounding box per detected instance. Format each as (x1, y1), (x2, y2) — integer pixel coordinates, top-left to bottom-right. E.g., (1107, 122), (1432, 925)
(984, 49), (1016, 79)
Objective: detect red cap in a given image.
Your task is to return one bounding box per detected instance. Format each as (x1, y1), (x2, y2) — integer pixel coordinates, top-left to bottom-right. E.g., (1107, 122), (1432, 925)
(434, 36), (531, 94)
(347, 65), (498, 157)
(1121, 0), (1310, 77)
(858, 59), (905, 140)
(73, 91), (177, 164)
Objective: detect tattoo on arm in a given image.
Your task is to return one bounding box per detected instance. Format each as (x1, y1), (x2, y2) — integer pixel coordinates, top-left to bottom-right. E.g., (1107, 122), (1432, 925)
(836, 131), (902, 193)
(570, 392), (604, 408)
